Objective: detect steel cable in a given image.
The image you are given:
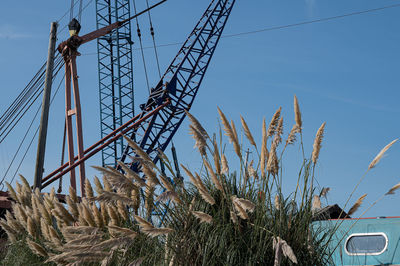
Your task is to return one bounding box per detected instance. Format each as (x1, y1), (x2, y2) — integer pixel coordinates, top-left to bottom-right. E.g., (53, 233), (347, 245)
(78, 0), (84, 23)
(58, 0), (94, 37)
(0, 56), (64, 143)
(0, 67), (65, 189)
(0, 62), (46, 131)
(133, 0), (151, 93)
(145, 0), (162, 78)
(70, 0), (75, 21)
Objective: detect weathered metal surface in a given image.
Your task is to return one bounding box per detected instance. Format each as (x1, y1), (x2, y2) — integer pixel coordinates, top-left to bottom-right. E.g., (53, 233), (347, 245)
(313, 217), (400, 265)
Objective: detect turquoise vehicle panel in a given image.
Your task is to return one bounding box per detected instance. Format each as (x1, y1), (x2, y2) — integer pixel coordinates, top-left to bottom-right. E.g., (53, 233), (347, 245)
(313, 217), (400, 266)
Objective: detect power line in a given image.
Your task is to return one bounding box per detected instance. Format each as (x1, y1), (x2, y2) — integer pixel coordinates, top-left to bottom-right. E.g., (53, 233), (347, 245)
(223, 2), (400, 39)
(0, 56), (64, 144)
(0, 70), (66, 188)
(82, 2), (400, 56)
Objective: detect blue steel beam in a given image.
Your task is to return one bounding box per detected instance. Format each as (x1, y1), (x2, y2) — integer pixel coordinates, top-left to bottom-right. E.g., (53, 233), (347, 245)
(121, 0), (236, 167)
(96, 0), (135, 168)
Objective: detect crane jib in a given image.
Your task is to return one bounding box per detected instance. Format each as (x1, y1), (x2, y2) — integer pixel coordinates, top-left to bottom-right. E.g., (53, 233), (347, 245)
(120, 0), (236, 168)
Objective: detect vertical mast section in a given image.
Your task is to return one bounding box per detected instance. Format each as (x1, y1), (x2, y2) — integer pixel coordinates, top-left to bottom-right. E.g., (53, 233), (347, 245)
(96, 0), (135, 168)
(34, 22), (58, 190)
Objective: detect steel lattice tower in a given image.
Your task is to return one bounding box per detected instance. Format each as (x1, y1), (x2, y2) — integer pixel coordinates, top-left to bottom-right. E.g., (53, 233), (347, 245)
(96, 0), (135, 167)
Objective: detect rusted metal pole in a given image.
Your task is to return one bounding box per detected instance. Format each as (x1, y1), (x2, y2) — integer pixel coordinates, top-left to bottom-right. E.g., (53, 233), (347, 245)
(70, 55), (86, 197)
(65, 59), (77, 192)
(33, 22), (58, 190)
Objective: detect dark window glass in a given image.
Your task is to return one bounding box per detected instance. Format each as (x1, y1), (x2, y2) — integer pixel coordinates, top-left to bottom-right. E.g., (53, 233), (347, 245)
(346, 234), (386, 254)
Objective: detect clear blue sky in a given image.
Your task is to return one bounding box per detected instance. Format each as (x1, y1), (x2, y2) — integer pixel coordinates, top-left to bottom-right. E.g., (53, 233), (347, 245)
(0, 0), (399, 217)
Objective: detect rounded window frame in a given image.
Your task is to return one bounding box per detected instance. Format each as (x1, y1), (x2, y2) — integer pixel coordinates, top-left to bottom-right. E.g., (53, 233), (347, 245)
(344, 232), (388, 256)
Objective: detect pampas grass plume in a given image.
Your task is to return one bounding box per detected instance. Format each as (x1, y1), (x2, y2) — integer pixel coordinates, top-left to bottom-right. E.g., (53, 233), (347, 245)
(312, 195), (321, 212)
(273, 237), (298, 265)
(92, 204), (104, 228)
(93, 176), (104, 194)
(141, 164), (160, 187)
(185, 110), (209, 139)
(0, 219), (17, 243)
(14, 204), (28, 225)
(123, 135), (153, 164)
(55, 201), (75, 224)
(181, 164), (199, 187)
(189, 124), (207, 156)
(368, 139), (398, 170)
(157, 190), (182, 205)
(286, 125), (299, 146)
(84, 178), (94, 198)
(100, 202), (109, 225)
(19, 175), (31, 191)
(142, 227), (174, 238)
(213, 139), (221, 175)
(267, 107), (281, 138)
(82, 203), (96, 227)
(267, 142), (279, 175)
(312, 122), (326, 164)
(102, 176), (112, 192)
(117, 161), (146, 187)
(134, 215), (153, 230)
(320, 187), (330, 198)
(221, 154), (229, 175)
(386, 182), (400, 195)
(273, 117), (284, 146)
(233, 200), (249, 220)
(145, 186), (155, 215)
(117, 201), (128, 221)
(194, 173), (215, 205)
(69, 187), (78, 203)
(107, 206), (120, 226)
(230, 120), (242, 158)
(27, 216), (37, 238)
(203, 158), (223, 192)
(348, 194), (367, 216)
(40, 218), (51, 241)
(192, 211), (213, 224)
(217, 107), (234, 144)
(260, 118), (268, 178)
(66, 195), (79, 220)
(294, 95), (302, 130)
(5, 182), (18, 202)
(274, 195), (280, 211)
(27, 239), (48, 257)
(240, 115), (257, 148)
(159, 174), (174, 192)
(108, 225), (137, 238)
(230, 211), (238, 224)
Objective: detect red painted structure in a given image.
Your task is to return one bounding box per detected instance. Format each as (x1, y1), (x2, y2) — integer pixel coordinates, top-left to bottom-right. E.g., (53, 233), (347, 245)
(40, 100), (169, 189)
(53, 0), (166, 197)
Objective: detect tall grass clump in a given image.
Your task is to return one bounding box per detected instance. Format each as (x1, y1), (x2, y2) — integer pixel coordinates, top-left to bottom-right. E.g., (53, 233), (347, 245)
(1, 96), (371, 265)
(159, 98), (333, 265)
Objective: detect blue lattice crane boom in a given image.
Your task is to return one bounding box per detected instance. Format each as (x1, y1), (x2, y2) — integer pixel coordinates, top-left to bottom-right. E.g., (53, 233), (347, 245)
(121, 0), (236, 166)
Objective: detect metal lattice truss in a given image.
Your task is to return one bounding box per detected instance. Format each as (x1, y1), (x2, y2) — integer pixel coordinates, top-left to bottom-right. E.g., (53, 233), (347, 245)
(96, 0), (135, 167)
(121, 0), (236, 166)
